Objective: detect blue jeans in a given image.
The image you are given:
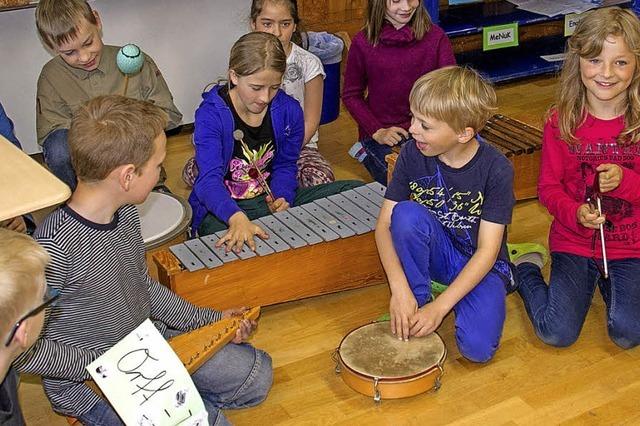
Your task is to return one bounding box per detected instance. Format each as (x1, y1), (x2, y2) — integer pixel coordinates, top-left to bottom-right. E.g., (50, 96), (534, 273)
(360, 137), (393, 186)
(390, 201), (507, 363)
(517, 253), (640, 349)
(78, 340), (273, 425)
(42, 129), (77, 190)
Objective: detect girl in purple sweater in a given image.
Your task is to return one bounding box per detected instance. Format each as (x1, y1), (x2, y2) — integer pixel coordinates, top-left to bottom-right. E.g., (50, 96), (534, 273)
(343, 0), (455, 184)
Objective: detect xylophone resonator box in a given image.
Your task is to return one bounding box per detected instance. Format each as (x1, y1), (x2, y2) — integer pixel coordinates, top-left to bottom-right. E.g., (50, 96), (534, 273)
(153, 183), (389, 310)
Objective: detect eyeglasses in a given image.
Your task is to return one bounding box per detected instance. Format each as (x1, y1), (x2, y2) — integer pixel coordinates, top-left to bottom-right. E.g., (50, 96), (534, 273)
(4, 287), (60, 347)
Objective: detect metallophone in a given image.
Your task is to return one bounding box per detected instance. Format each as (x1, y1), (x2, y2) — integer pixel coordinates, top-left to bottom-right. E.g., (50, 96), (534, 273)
(386, 114), (543, 200)
(153, 182), (388, 310)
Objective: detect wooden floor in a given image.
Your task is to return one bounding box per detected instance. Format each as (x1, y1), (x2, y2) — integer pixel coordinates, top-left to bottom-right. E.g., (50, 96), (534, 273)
(21, 75), (640, 425)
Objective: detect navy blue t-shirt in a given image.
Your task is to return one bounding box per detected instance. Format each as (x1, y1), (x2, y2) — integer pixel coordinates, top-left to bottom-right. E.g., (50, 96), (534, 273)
(385, 137), (515, 269)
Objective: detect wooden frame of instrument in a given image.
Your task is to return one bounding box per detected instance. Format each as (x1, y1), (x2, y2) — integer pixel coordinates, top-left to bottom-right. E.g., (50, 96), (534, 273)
(153, 232), (386, 311)
(335, 323), (447, 401)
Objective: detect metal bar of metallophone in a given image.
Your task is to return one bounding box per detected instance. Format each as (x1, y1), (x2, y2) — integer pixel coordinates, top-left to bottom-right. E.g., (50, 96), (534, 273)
(200, 234), (240, 263)
(314, 197), (371, 234)
(273, 210), (323, 245)
(297, 203), (353, 239)
(178, 230), (276, 271)
(170, 243), (205, 272)
(246, 233), (276, 256)
(325, 194), (377, 231)
(288, 206), (341, 241)
(339, 189), (382, 218)
(366, 181), (387, 198)
(255, 216), (307, 249)
(184, 239), (224, 269)
(215, 231), (256, 260)
(353, 185), (384, 206)
(252, 220), (290, 252)
(204, 230), (276, 258)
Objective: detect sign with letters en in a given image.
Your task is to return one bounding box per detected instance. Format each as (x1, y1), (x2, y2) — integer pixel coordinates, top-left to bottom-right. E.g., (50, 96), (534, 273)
(483, 23), (519, 51)
(87, 319), (208, 426)
(564, 13), (583, 37)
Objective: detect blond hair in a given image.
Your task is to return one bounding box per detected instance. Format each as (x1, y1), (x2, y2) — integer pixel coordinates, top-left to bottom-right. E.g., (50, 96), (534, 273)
(557, 7), (640, 145)
(35, 0), (98, 50)
(68, 95), (167, 182)
(0, 229), (49, 339)
(364, 0), (432, 46)
(409, 66), (497, 133)
(229, 32), (286, 80)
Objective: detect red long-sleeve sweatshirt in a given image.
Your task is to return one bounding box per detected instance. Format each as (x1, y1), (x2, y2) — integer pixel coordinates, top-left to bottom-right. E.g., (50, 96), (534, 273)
(539, 111), (640, 260)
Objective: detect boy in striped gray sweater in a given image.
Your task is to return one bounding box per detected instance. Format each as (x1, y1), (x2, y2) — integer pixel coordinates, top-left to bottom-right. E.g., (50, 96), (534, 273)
(16, 95), (272, 426)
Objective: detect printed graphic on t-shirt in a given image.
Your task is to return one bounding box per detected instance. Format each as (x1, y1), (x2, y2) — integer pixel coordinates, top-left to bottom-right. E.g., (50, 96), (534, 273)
(569, 138), (639, 247)
(225, 142), (274, 199)
(409, 171), (484, 252)
(284, 63), (303, 85)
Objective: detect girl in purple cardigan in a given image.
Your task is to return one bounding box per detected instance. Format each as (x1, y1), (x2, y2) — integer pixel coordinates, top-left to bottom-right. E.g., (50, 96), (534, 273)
(190, 32), (362, 252)
(343, 0), (456, 184)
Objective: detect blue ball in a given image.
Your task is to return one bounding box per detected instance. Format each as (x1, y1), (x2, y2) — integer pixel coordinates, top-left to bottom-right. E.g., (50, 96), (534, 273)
(117, 44), (144, 75)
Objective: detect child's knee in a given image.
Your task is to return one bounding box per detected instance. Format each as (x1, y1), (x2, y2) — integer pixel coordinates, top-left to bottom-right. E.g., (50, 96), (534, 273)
(608, 323), (640, 349)
(42, 129), (70, 165)
(456, 326), (500, 363)
(391, 201), (431, 237)
(457, 334), (498, 363)
(43, 128), (69, 149)
(245, 349), (273, 405)
(536, 324), (580, 348)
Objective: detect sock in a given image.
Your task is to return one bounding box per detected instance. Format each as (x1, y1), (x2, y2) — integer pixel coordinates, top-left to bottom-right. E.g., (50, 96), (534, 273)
(513, 252), (544, 269)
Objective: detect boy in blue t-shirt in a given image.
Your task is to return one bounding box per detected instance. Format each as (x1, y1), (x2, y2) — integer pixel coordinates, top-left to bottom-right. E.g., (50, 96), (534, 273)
(376, 66), (515, 363)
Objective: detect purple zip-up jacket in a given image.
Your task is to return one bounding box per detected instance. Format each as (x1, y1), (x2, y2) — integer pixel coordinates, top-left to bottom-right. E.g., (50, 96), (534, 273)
(342, 21), (456, 140)
(189, 86), (303, 231)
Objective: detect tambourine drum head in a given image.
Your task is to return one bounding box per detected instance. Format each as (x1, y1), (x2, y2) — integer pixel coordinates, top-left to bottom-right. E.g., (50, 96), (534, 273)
(339, 321), (445, 380)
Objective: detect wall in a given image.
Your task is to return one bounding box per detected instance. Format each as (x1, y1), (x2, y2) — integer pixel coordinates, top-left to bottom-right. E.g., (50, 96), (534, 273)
(0, 0), (249, 153)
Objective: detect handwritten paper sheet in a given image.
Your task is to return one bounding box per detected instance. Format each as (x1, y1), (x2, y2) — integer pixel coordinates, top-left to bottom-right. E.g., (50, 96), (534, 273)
(87, 319), (208, 426)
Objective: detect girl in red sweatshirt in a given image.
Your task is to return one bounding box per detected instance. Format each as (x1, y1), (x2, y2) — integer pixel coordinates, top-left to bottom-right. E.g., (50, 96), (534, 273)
(515, 7), (640, 349)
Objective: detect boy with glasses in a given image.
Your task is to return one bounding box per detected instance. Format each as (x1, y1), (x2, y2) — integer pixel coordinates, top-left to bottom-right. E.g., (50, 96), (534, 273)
(0, 228), (51, 425)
